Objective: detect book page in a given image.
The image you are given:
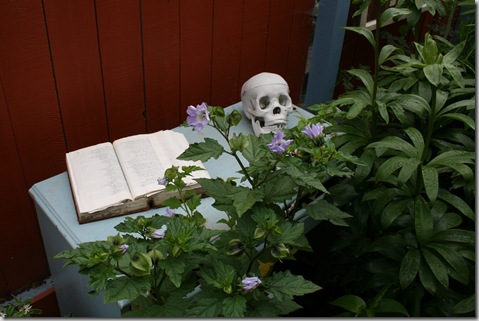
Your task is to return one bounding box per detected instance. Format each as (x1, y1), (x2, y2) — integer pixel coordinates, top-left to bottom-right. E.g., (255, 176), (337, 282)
(113, 130), (210, 199)
(66, 142), (133, 214)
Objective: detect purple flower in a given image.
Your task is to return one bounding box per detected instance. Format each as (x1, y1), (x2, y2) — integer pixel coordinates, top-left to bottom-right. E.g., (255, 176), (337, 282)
(157, 177), (168, 185)
(267, 131), (293, 155)
(187, 102), (210, 131)
(151, 229), (165, 239)
(242, 276), (262, 292)
(301, 123), (324, 139)
(120, 244), (129, 253)
(165, 208), (176, 217)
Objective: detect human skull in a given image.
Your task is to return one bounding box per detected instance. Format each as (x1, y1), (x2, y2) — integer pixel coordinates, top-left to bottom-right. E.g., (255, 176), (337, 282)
(241, 72), (295, 136)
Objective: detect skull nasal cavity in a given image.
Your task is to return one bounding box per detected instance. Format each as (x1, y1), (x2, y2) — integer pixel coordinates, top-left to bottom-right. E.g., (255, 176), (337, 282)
(273, 107), (281, 115)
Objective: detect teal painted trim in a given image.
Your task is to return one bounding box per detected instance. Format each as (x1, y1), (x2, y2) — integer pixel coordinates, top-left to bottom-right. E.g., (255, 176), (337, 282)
(304, 0), (350, 107)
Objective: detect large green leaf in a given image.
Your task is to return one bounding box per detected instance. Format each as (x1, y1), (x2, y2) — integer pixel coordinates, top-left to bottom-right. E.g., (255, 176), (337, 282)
(442, 40), (466, 65)
(368, 136), (418, 158)
(378, 8), (411, 29)
(437, 189), (474, 221)
(423, 64), (443, 86)
(330, 295), (366, 315)
(426, 243), (469, 285)
(418, 260), (437, 294)
(104, 276), (150, 303)
(347, 69), (374, 97)
(421, 248), (449, 288)
(381, 198), (410, 230)
(187, 294), (224, 317)
(397, 157), (421, 185)
(399, 248), (421, 289)
(421, 165), (438, 202)
(404, 127), (425, 159)
(177, 138), (224, 162)
(440, 113), (475, 130)
(453, 295), (476, 314)
(222, 295), (247, 317)
(415, 195), (433, 245)
(345, 26), (375, 49)
(428, 150), (475, 167)
(305, 199), (352, 226)
(378, 44), (399, 65)
(266, 270), (321, 302)
(375, 298), (410, 317)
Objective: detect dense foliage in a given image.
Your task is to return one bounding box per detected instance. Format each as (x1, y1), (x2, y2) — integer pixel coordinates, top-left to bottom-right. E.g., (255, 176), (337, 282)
(304, 0), (475, 317)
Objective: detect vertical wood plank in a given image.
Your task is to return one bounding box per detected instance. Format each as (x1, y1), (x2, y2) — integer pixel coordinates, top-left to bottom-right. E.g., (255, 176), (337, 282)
(210, 0), (244, 107)
(264, 1), (295, 77)
(43, 0), (109, 151)
(141, 0), (181, 132)
(239, 0), (271, 84)
(287, 0), (314, 103)
(0, 80), (50, 292)
(179, 0), (214, 121)
(0, 0), (67, 187)
(96, 0), (145, 141)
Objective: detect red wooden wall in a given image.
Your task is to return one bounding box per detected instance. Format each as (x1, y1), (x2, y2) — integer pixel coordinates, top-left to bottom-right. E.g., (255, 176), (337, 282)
(0, 0), (314, 299)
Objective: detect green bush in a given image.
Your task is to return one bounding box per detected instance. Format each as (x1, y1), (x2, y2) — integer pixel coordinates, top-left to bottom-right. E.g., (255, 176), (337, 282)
(306, 0), (475, 317)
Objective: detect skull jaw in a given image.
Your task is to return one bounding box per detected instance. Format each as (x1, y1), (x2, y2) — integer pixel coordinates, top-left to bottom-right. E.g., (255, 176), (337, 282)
(251, 117), (287, 136)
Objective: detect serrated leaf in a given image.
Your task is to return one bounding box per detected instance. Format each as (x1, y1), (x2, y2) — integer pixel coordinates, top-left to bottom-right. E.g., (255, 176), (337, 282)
(104, 276), (150, 303)
(421, 248), (449, 288)
(187, 295), (223, 317)
(241, 134), (268, 163)
(399, 248), (421, 289)
(421, 165), (438, 202)
(305, 199), (352, 226)
(266, 270), (321, 302)
(330, 295), (366, 314)
(276, 221), (311, 250)
(177, 137), (224, 162)
(222, 295), (247, 317)
(161, 258), (187, 288)
(415, 195), (433, 245)
(281, 162), (328, 193)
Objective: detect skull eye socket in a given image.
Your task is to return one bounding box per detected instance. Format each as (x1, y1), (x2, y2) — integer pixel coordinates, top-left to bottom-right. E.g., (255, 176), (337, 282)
(279, 95), (291, 106)
(259, 96), (270, 109)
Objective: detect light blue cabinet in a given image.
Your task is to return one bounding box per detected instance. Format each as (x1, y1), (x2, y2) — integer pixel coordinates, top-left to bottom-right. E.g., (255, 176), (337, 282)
(29, 102), (313, 317)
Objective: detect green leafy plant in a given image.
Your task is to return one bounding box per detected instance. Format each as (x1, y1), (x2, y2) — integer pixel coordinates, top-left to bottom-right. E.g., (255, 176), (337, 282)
(307, 0), (475, 317)
(55, 103), (358, 317)
(0, 296), (42, 318)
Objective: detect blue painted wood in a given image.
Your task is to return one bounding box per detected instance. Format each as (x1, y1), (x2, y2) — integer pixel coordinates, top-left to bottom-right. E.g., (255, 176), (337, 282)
(304, 0), (350, 107)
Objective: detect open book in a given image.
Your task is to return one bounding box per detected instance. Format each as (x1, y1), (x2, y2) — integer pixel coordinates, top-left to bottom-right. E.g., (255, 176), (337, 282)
(66, 130), (210, 224)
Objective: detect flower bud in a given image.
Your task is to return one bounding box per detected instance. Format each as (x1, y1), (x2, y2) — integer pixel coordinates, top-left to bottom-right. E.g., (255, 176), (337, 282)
(129, 253), (152, 277)
(253, 227), (267, 239)
(226, 239), (244, 256)
(107, 234), (125, 246)
(271, 243), (290, 259)
(148, 249), (164, 262)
